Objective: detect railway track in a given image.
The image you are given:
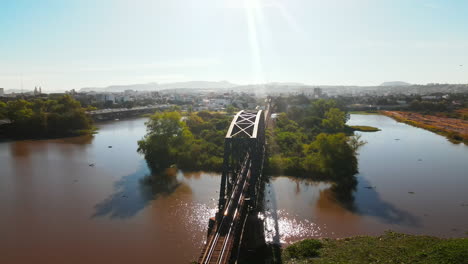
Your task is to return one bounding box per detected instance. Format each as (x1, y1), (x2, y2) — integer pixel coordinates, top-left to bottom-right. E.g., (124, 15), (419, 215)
(199, 157), (252, 264)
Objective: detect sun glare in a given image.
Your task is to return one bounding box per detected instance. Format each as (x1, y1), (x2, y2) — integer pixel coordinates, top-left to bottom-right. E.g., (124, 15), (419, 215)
(243, 0), (266, 86)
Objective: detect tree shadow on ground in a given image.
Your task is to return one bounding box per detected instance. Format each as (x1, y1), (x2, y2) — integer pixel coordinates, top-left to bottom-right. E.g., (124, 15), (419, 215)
(329, 175), (420, 227)
(92, 163), (182, 219)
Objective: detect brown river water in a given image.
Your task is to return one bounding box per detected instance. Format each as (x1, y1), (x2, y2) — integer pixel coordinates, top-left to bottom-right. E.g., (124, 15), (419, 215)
(1, 115), (467, 263)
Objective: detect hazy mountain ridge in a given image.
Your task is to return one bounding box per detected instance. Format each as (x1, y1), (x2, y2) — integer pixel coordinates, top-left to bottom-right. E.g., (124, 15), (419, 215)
(74, 81), (468, 96)
(3, 81), (462, 95)
(380, 81), (411, 86)
(80, 81), (237, 93)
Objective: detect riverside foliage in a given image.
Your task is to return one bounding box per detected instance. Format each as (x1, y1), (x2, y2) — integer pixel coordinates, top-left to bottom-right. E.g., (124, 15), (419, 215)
(138, 98), (363, 189)
(137, 111), (231, 173)
(266, 99), (364, 181)
(0, 95), (94, 138)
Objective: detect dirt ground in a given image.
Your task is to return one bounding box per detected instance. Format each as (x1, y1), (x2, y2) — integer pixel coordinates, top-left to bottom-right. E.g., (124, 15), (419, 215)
(382, 111), (468, 137)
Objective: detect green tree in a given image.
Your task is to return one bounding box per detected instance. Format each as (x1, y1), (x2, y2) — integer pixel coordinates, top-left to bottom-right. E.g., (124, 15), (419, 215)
(275, 113), (301, 133)
(226, 105), (236, 115)
(3, 95), (92, 137)
(274, 96), (288, 113)
(0, 101), (7, 119)
(138, 111), (194, 172)
(138, 109), (231, 173)
(6, 99), (33, 122)
(305, 133), (361, 180)
(310, 99), (337, 119)
(321, 108), (347, 133)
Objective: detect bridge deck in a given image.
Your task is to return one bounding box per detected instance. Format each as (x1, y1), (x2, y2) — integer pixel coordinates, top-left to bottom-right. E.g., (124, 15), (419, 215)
(199, 157), (251, 264)
(199, 101), (271, 264)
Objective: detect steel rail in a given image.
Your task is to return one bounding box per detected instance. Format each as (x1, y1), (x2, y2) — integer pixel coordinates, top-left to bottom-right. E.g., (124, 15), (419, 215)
(217, 169), (251, 264)
(200, 156), (250, 264)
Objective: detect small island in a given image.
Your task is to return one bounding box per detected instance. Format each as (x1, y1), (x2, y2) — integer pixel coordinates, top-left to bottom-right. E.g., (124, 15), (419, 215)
(349, 125), (381, 132)
(0, 95), (94, 139)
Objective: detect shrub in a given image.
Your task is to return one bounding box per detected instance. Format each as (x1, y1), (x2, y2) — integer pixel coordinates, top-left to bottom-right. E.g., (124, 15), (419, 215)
(284, 239), (323, 259)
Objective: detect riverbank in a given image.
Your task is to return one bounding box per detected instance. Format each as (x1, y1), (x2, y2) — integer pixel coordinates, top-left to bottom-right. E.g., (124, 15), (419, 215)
(283, 231), (468, 264)
(349, 125), (380, 132)
(382, 111), (468, 144)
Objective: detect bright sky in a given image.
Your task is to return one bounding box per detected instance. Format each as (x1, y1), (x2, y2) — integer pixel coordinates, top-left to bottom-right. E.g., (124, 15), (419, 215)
(1, 0), (467, 91)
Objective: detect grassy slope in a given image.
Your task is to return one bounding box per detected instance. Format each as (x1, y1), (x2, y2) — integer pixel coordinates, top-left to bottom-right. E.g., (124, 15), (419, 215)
(283, 231), (468, 264)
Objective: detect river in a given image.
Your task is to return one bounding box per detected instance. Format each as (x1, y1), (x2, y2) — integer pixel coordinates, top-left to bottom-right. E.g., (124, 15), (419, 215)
(1, 114), (467, 263)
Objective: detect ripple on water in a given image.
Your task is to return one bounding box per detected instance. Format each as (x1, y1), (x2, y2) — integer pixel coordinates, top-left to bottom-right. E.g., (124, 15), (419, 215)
(263, 209), (329, 244)
(171, 200), (217, 245)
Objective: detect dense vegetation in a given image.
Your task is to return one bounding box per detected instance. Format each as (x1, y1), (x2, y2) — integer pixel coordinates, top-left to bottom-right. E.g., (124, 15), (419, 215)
(283, 231), (468, 264)
(137, 111), (231, 173)
(138, 97), (364, 193)
(409, 100), (450, 112)
(266, 98), (363, 185)
(0, 95), (94, 138)
(407, 100), (467, 120)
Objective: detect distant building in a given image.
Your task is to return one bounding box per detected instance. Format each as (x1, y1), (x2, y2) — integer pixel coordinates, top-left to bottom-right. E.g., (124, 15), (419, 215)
(124, 89), (135, 96)
(34, 86), (42, 96)
(0, 88), (4, 96)
(313, 87), (322, 98)
(95, 93), (116, 103)
(115, 95), (131, 103)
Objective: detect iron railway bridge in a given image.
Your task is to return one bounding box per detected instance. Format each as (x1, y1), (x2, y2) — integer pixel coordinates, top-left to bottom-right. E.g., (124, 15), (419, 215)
(198, 103), (272, 264)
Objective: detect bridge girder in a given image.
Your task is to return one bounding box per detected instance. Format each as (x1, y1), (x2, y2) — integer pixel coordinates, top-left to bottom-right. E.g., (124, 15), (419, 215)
(219, 110), (265, 220)
(199, 106), (271, 264)
(226, 110), (263, 139)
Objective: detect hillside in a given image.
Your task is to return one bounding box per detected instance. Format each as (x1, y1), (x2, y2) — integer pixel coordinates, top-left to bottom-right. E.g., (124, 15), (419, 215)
(79, 81), (238, 92)
(380, 81), (411, 86)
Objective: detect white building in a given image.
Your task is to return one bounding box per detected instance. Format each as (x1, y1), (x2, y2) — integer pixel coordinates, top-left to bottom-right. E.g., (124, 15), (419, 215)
(0, 88), (4, 96)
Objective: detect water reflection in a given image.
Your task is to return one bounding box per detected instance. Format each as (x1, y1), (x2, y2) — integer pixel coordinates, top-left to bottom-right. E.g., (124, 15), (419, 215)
(265, 173), (421, 243)
(8, 135), (94, 159)
(354, 177), (420, 226)
(264, 180), (329, 244)
(93, 163), (191, 219)
(263, 181), (281, 244)
(182, 171), (203, 180)
(319, 174), (419, 227)
(329, 176), (358, 211)
(10, 141), (36, 157)
(51, 134), (95, 145)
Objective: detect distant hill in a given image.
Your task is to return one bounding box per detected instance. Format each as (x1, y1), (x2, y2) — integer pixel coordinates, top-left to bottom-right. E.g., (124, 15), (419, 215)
(380, 81), (411, 87)
(80, 81), (238, 93)
(3, 89), (33, 94)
